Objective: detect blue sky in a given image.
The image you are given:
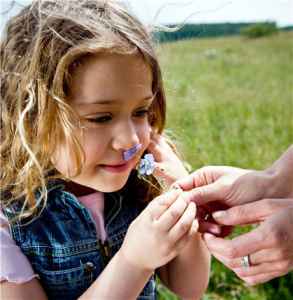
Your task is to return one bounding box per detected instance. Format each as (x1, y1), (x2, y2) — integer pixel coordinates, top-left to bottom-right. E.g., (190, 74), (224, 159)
(1, 0), (293, 35)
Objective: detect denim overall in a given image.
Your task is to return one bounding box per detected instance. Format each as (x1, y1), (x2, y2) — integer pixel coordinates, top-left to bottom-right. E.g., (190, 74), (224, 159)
(3, 181), (156, 300)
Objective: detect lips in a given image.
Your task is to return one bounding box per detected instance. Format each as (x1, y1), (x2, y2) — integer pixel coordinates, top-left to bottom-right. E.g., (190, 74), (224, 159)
(99, 161), (131, 173)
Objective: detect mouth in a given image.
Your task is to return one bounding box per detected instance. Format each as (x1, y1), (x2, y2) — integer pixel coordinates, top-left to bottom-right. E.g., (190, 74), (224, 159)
(99, 161), (132, 173)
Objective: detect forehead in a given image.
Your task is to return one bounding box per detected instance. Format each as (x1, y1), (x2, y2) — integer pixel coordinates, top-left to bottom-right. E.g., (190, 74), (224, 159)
(69, 52), (153, 106)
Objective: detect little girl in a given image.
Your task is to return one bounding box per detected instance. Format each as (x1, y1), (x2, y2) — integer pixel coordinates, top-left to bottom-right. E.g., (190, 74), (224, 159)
(0, 1), (210, 299)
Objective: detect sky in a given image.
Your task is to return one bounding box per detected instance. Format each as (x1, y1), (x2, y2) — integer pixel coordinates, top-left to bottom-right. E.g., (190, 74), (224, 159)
(126, 0), (293, 27)
(1, 0), (293, 35)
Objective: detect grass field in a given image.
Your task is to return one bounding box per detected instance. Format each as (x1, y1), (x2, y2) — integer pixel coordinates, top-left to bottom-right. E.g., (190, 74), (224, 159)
(156, 31), (293, 300)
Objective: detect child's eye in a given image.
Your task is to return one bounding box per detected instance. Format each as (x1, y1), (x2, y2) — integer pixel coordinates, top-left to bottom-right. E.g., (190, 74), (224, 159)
(134, 109), (150, 118)
(86, 115), (112, 123)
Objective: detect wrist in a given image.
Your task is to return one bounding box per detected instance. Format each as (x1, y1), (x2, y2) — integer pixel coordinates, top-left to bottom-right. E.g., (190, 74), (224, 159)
(264, 145), (293, 198)
(118, 247), (154, 277)
(260, 169), (279, 199)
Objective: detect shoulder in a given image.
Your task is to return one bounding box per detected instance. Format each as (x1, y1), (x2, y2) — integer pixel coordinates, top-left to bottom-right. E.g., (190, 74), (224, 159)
(0, 207), (39, 285)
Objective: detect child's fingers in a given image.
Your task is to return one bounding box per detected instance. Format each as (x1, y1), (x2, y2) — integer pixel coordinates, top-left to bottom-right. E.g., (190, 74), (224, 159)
(168, 202), (197, 242)
(173, 219), (199, 253)
(147, 140), (163, 162)
(156, 193), (190, 232)
(150, 132), (161, 143)
(153, 162), (169, 178)
(148, 189), (181, 220)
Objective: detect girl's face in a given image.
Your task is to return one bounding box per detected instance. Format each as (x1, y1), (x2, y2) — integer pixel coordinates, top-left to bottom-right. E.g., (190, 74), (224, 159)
(52, 53), (154, 192)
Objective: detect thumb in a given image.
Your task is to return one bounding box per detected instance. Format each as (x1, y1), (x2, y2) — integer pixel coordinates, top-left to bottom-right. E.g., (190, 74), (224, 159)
(212, 206), (256, 226)
(184, 181), (224, 205)
(211, 198), (292, 226)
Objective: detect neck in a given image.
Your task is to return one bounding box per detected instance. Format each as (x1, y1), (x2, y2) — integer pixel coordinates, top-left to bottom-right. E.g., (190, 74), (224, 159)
(64, 181), (98, 197)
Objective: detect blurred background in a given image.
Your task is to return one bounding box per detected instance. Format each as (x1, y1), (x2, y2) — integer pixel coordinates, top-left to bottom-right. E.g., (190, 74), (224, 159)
(1, 1), (293, 299)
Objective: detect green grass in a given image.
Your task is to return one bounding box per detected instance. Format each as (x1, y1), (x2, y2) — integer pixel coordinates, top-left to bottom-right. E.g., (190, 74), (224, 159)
(156, 32), (293, 299)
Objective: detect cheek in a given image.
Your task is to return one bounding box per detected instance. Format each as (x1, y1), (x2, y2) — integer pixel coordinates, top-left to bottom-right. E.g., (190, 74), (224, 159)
(81, 130), (107, 164)
(138, 122), (152, 151)
(51, 145), (73, 176)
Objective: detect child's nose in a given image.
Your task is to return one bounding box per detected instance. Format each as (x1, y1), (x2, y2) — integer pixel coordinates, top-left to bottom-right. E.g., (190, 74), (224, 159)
(112, 121), (140, 152)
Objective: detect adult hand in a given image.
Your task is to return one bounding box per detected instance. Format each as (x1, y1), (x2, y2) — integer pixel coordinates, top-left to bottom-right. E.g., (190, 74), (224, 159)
(176, 145), (293, 208)
(174, 145), (293, 284)
(175, 143), (293, 235)
(176, 166), (269, 207)
(203, 202), (293, 285)
(174, 166), (265, 236)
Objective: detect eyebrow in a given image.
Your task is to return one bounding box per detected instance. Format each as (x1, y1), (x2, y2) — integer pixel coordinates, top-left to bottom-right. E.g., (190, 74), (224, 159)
(75, 95), (155, 106)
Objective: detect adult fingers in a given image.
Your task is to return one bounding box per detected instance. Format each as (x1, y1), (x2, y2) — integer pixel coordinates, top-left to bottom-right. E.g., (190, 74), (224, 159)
(198, 221), (222, 236)
(203, 226), (271, 259)
(196, 204), (233, 236)
(212, 199), (293, 226)
(156, 192), (190, 232)
(180, 182), (225, 206)
(148, 189), (181, 220)
(241, 271), (285, 286)
(225, 247), (292, 269)
(208, 251), (290, 281)
(234, 260), (292, 278)
(175, 166), (234, 191)
(168, 202), (197, 242)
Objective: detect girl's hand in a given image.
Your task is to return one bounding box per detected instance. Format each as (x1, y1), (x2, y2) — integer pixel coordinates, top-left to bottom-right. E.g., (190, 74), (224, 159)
(147, 133), (189, 188)
(120, 189), (198, 272)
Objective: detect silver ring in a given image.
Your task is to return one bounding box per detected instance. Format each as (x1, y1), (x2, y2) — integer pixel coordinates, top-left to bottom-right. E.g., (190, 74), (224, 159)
(241, 255), (251, 268)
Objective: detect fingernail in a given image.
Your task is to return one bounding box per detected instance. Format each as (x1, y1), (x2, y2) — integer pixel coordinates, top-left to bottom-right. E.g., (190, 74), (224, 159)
(192, 219), (199, 233)
(170, 184), (181, 190)
(209, 225), (221, 236)
(212, 211), (226, 220)
(204, 233), (214, 240)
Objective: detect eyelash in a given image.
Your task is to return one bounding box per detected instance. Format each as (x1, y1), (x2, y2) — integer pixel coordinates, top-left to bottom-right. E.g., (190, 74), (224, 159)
(86, 109), (150, 124)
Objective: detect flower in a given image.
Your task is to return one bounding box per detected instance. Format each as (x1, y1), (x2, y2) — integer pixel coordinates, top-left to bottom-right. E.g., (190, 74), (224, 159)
(137, 154), (155, 176)
(123, 143), (142, 161)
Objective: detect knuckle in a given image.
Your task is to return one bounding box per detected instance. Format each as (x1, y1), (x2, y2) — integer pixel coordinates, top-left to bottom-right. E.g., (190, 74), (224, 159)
(170, 207), (182, 219)
(269, 227), (289, 246)
(234, 205), (246, 219)
(155, 195), (168, 206)
(255, 229), (267, 245)
(277, 247), (289, 260)
(196, 186), (208, 199)
(199, 166), (209, 174)
(180, 193), (190, 204)
(227, 259), (238, 269)
(147, 199), (159, 212)
(226, 246), (238, 259)
(265, 198), (278, 211)
(179, 220), (191, 232)
(279, 229), (290, 243)
(277, 260), (291, 272)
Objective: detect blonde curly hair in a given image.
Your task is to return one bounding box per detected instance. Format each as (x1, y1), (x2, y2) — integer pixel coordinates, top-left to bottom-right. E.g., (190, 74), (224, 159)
(0, 0), (166, 224)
